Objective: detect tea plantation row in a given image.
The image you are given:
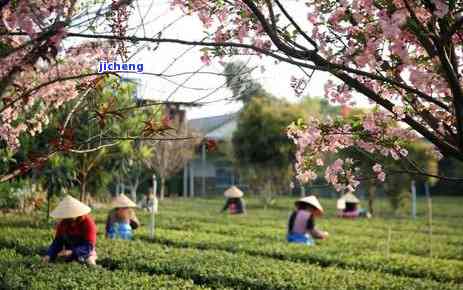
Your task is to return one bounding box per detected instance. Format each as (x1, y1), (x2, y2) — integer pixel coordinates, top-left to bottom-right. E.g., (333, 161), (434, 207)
(0, 196), (462, 289)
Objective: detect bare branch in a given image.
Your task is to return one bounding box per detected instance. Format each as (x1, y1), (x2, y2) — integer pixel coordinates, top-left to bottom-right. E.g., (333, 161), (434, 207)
(69, 141), (120, 153)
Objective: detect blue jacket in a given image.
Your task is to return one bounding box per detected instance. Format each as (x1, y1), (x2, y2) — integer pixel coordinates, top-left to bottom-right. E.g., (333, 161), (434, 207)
(107, 222), (133, 240)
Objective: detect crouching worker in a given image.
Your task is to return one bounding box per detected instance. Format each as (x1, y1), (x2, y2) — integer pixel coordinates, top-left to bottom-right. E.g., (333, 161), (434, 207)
(106, 194), (140, 240)
(287, 196), (328, 245)
(336, 193), (370, 218)
(221, 186), (246, 214)
(42, 195), (97, 265)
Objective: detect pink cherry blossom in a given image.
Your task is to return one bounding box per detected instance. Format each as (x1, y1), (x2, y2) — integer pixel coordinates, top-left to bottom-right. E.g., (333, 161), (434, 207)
(363, 114), (378, 132)
(432, 0), (449, 18)
(377, 172), (386, 182)
(200, 52), (211, 65)
(237, 24), (248, 43)
(134, 0), (460, 188)
(390, 149), (400, 160)
(307, 13), (318, 24)
(372, 163), (382, 173)
(392, 105), (406, 120)
(399, 148), (408, 157)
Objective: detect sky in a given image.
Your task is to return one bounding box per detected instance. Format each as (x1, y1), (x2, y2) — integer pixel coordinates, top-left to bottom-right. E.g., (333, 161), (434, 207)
(116, 0), (332, 120)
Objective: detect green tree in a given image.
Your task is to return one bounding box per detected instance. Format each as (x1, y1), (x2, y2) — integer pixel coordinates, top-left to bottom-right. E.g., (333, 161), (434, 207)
(341, 137), (437, 214)
(42, 155), (76, 220)
(114, 140), (153, 202)
(431, 157), (463, 196)
(299, 96), (340, 119)
(69, 76), (160, 202)
(383, 141), (437, 214)
(233, 96), (305, 203)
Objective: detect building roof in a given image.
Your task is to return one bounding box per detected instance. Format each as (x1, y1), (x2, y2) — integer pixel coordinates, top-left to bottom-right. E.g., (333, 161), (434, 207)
(188, 113), (238, 133)
(188, 113), (238, 141)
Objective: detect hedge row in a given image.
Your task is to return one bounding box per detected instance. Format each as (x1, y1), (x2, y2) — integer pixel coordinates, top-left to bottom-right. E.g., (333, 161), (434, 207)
(2, 225), (462, 285)
(128, 216), (463, 261)
(128, 209), (463, 243)
(131, 206), (463, 236)
(0, 249), (209, 290)
(1, 228), (461, 290)
(96, 240), (462, 290)
(135, 228), (463, 284)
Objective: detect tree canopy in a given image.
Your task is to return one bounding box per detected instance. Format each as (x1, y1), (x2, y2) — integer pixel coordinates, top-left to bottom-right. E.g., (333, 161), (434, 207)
(1, 0), (462, 189)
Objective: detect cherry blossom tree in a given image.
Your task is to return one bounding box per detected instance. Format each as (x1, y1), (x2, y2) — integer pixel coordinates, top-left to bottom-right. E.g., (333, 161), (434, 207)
(166, 0), (463, 192)
(0, 1), (116, 148)
(2, 0), (463, 193)
(0, 1), (124, 183)
(0, 0), (260, 183)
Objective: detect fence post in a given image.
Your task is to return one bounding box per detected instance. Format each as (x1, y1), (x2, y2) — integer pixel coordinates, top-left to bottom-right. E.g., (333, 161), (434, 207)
(150, 174), (157, 239)
(189, 162), (195, 197)
(201, 142), (206, 196)
(411, 180), (416, 219)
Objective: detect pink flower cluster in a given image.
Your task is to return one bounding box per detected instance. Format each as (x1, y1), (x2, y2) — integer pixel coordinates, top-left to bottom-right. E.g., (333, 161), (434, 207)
(1, 0), (116, 150)
(1, 41), (114, 149)
(372, 163), (386, 182)
(324, 158), (359, 193)
(287, 110), (421, 192)
(324, 81), (353, 105)
(2, 0), (72, 41)
(170, 0), (270, 62)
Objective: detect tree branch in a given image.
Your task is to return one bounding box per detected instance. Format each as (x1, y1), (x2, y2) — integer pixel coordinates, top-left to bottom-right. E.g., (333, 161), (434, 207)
(273, 0), (318, 50)
(242, 0), (316, 59)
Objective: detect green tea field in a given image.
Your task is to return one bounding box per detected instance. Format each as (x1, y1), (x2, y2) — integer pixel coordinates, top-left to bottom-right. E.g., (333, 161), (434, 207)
(0, 197), (462, 289)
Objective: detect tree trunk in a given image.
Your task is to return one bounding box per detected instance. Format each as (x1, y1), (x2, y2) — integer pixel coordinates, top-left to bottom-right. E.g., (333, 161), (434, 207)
(130, 177), (139, 203)
(80, 175), (87, 201)
(160, 176), (166, 200)
(117, 174), (122, 195)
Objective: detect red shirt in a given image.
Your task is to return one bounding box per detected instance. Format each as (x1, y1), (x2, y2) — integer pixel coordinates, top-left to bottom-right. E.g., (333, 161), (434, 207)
(56, 214), (97, 246)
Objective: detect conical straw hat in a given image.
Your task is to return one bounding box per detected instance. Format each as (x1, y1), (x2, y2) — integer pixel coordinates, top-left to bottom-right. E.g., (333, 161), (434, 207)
(224, 186), (243, 198)
(295, 195), (324, 213)
(342, 193), (360, 203)
(111, 193), (137, 208)
(50, 195), (91, 219)
(337, 197), (346, 210)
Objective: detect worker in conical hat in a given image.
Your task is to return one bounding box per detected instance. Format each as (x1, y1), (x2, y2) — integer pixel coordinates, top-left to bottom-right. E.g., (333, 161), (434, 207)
(221, 186), (246, 214)
(336, 193), (369, 218)
(105, 194), (140, 240)
(287, 195), (329, 245)
(42, 195), (97, 265)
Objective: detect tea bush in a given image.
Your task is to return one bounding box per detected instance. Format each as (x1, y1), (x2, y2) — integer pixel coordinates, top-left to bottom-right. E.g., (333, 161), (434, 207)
(0, 196), (462, 289)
